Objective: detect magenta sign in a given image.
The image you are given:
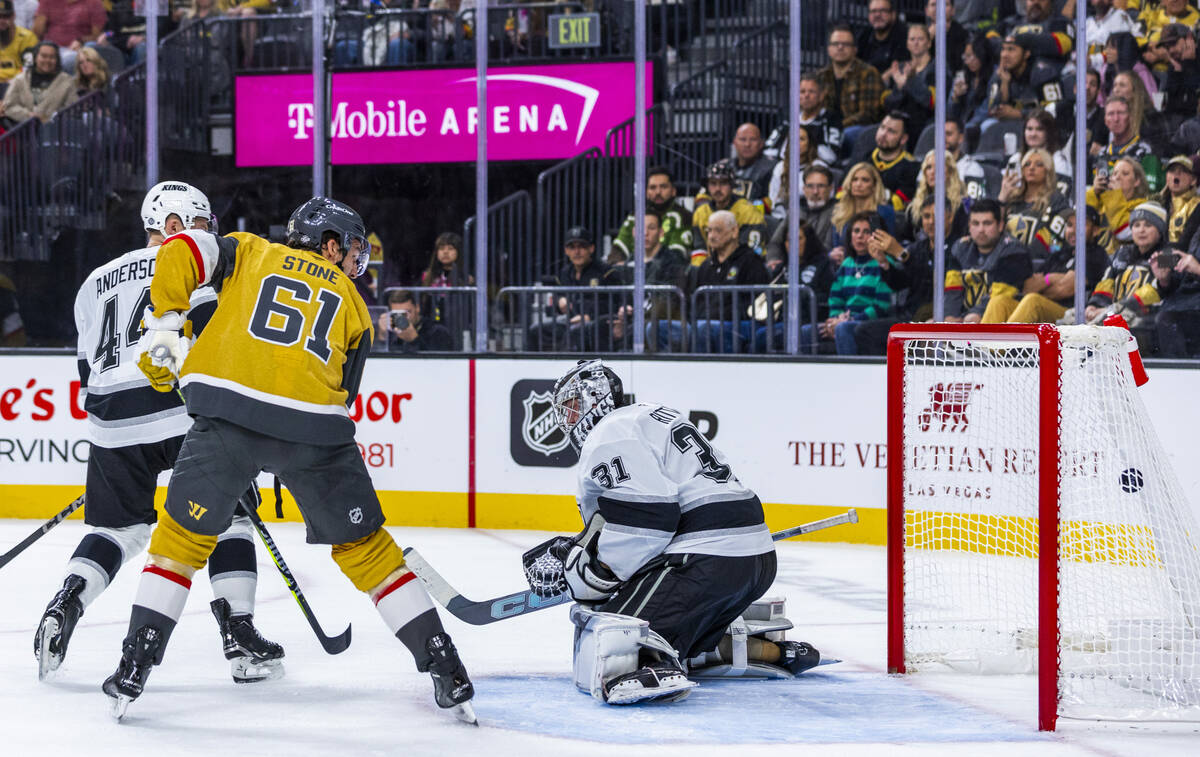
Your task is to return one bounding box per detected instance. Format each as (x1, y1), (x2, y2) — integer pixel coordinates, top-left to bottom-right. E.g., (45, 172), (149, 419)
(235, 62), (652, 166)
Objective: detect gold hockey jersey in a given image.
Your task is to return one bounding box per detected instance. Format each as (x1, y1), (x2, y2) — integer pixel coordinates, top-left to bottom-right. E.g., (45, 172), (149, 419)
(150, 230), (372, 444)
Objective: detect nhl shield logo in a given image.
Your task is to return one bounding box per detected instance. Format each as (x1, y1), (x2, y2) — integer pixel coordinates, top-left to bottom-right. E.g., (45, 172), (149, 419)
(521, 390), (571, 455)
(511, 379), (578, 467)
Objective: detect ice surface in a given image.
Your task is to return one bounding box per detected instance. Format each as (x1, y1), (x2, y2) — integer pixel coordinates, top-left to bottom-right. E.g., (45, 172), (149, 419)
(2, 521), (1198, 756)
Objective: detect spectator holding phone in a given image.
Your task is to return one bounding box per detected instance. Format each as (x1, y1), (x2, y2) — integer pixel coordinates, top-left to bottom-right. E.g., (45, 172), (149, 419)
(800, 211), (893, 355)
(949, 34), (996, 129)
(374, 288), (453, 353)
(1088, 154), (1151, 255)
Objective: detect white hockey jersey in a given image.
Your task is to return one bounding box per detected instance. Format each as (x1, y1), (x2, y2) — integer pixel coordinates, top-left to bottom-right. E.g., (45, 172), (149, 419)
(576, 403), (774, 581)
(74, 247), (217, 448)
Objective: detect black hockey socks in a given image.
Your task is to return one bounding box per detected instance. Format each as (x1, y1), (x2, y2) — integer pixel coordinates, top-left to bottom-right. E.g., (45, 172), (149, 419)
(397, 608), (445, 671)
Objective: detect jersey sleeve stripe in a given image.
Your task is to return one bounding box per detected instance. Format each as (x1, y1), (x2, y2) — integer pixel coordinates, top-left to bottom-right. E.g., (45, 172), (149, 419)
(165, 232), (206, 283)
(164, 231), (220, 286)
(677, 495), (766, 536)
(596, 495), (680, 533)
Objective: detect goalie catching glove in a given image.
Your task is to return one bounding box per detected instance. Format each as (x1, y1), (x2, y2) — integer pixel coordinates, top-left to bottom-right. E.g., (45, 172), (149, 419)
(522, 535), (620, 604)
(135, 309), (189, 392)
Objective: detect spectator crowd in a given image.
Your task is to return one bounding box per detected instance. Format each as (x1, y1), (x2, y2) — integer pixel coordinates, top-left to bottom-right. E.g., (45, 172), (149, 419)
(5, 0), (1200, 358)
(469, 0), (1200, 357)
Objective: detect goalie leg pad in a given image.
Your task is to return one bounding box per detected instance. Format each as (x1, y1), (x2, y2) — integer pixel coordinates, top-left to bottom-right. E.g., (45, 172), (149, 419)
(570, 605), (697, 704)
(688, 598), (815, 679)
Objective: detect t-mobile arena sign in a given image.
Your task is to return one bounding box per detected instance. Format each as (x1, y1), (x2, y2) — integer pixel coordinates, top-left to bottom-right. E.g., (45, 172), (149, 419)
(235, 62), (653, 166)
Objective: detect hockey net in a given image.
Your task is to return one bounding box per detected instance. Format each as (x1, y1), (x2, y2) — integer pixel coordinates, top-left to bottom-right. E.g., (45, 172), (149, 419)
(886, 324), (1200, 730)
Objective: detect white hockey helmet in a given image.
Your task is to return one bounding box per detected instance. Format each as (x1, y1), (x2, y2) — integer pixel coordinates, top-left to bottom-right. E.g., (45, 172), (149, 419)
(141, 181), (213, 234)
(552, 359), (625, 450)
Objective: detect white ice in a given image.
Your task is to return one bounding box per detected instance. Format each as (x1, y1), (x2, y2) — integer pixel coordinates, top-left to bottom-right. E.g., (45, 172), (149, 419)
(2, 521), (1199, 756)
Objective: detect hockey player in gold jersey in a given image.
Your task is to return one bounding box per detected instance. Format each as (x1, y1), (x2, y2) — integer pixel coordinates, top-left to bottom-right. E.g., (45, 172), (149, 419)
(104, 197), (476, 724)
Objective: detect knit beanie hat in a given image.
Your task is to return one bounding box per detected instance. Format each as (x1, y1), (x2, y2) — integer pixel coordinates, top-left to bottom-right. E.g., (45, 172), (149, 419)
(1128, 201), (1167, 239)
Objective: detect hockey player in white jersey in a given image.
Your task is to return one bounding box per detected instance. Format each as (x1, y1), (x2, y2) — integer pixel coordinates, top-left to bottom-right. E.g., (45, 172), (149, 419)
(522, 359), (820, 704)
(34, 181), (284, 684)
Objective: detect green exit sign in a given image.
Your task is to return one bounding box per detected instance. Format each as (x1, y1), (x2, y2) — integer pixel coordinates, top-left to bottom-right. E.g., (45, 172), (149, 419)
(548, 13), (601, 49)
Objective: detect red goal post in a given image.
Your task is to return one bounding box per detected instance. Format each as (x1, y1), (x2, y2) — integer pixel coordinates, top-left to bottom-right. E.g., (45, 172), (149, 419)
(885, 323), (1200, 732)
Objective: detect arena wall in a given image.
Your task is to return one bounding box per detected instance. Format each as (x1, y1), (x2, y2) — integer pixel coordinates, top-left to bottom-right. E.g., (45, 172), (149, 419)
(2, 355), (1198, 545)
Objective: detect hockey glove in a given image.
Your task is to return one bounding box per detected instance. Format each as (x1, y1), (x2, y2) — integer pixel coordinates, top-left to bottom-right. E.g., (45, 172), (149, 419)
(136, 353), (180, 393)
(522, 535), (574, 598)
(563, 544), (621, 605)
(136, 309), (190, 382)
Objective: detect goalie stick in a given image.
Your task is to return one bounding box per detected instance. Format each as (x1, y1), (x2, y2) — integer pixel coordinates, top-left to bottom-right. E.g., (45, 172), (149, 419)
(0, 494), (86, 570)
(239, 497), (352, 654)
(404, 509), (859, 626)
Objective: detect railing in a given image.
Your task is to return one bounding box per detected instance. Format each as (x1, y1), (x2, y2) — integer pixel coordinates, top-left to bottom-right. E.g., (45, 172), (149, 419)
(495, 284), (686, 352)
(688, 284), (818, 354)
(0, 118), (50, 261)
(0, 92), (128, 261)
(534, 148), (625, 283)
(159, 22), (214, 152)
(111, 63), (146, 190)
(376, 286), (478, 353)
(462, 190), (534, 288)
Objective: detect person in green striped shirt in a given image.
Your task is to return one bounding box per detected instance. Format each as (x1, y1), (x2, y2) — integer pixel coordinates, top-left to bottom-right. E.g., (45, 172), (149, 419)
(802, 211), (894, 354)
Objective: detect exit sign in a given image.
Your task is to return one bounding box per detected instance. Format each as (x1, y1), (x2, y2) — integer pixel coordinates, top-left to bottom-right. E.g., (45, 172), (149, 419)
(548, 12), (601, 49)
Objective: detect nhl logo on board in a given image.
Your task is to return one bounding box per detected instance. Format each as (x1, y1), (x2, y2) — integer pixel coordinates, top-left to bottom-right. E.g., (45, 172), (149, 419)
(349, 507), (363, 524)
(510, 379), (579, 467)
(522, 390), (571, 456)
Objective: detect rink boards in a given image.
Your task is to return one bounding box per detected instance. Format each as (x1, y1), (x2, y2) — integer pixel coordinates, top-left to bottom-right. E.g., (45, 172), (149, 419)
(2, 354), (1199, 544)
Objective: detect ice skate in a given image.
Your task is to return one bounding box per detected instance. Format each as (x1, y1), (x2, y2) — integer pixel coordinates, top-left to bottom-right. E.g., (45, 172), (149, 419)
(34, 575), (86, 681)
(102, 625), (164, 721)
(775, 640), (821, 675)
(424, 632), (476, 725)
(210, 598), (285, 683)
(602, 663), (698, 705)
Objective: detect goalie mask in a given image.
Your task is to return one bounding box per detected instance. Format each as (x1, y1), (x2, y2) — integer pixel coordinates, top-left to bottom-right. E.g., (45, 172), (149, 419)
(142, 181), (213, 234)
(552, 359), (625, 450)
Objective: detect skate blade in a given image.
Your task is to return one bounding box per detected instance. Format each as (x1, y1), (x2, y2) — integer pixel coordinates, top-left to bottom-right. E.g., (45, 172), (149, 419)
(231, 657), (285, 684)
(108, 693), (132, 722)
(35, 617), (62, 682)
(450, 701), (478, 726)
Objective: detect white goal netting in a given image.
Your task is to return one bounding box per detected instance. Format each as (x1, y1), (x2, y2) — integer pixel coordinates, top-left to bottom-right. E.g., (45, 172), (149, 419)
(898, 325), (1200, 722)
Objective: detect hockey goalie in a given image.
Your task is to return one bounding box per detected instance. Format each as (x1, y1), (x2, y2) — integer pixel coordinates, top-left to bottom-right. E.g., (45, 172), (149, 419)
(521, 359), (821, 705)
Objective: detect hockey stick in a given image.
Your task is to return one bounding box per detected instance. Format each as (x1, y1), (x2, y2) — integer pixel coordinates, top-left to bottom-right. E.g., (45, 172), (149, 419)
(770, 508), (859, 541)
(404, 508), (860, 626)
(0, 494), (85, 571)
(239, 499), (353, 655)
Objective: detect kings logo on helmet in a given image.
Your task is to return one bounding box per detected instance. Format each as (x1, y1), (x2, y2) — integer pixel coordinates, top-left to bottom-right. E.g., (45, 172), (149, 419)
(510, 380), (578, 467)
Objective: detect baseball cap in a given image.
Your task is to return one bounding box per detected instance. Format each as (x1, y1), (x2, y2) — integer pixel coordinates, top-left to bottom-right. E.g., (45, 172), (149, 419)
(564, 226), (593, 245)
(0, 0), (14, 16)
(1004, 34), (1035, 52)
(1165, 154), (1198, 175)
(1159, 23), (1190, 48)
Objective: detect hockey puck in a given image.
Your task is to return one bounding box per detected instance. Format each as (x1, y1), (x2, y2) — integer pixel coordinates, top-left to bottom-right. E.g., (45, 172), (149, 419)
(1119, 468), (1144, 493)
